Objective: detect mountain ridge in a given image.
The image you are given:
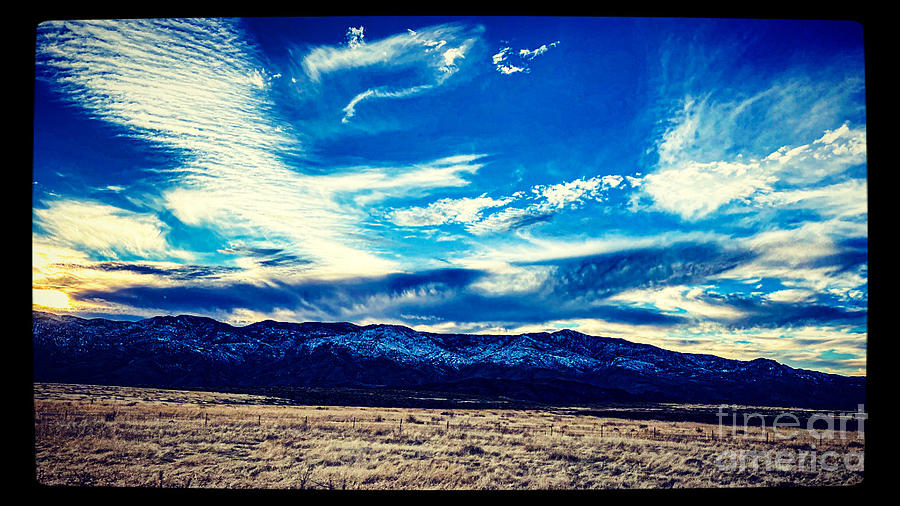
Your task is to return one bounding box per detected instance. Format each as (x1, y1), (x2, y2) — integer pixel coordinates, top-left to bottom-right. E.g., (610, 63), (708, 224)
(32, 310), (865, 409)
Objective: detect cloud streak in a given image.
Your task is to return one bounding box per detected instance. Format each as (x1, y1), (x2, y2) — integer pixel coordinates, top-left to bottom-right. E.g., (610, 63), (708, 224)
(386, 173), (629, 235)
(637, 122), (866, 221)
(301, 23), (483, 123)
(33, 199), (190, 260)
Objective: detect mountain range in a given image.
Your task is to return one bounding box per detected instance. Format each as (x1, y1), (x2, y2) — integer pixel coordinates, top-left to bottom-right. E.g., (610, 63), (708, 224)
(32, 310), (865, 409)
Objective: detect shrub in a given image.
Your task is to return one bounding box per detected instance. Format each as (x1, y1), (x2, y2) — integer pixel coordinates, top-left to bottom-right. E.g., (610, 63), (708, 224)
(459, 444), (484, 455)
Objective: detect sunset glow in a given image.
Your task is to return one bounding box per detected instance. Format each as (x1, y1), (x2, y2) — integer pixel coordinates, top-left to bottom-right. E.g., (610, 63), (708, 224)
(33, 289), (71, 309)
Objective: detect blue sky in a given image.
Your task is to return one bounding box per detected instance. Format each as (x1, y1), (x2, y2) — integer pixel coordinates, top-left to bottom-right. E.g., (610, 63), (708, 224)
(32, 17), (867, 375)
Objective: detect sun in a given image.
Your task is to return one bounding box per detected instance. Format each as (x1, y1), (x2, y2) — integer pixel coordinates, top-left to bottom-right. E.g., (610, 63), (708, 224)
(33, 289), (72, 309)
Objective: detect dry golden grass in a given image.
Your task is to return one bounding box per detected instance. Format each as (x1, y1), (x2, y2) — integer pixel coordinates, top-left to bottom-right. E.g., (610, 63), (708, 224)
(33, 383), (864, 490)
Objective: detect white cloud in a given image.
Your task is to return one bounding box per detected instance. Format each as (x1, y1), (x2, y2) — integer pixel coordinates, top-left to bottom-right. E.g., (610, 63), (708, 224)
(532, 175), (623, 210)
(497, 64), (527, 75)
(441, 46), (466, 72)
(655, 96), (703, 167)
(641, 120), (867, 220)
(37, 19), (293, 160)
(753, 178), (867, 219)
(162, 154), (488, 278)
(492, 47), (511, 65)
(518, 41), (559, 60)
(301, 23), (482, 122)
(812, 122), (867, 161)
(346, 26), (365, 49)
(763, 124), (866, 187)
(712, 218), (867, 296)
(464, 207), (542, 236)
(33, 199), (188, 260)
(638, 90), (868, 305)
(388, 195), (513, 227)
(640, 64), (867, 221)
(303, 30), (414, 82)
(641, 159), (778, 220)
(493, 40), (559, 75)
(32, 240), (234, 310)
(318, 154), (488, 200)
(625, 175), (643, 187)
(815, 122), (857, 146)
(765, 289), (816, 303)
(386, 172), (632, 235)
(607, 285), (746, 321)
(468, 174), (630, 235)
(341, 84), (434, 123)
(466, 262), (554, 296)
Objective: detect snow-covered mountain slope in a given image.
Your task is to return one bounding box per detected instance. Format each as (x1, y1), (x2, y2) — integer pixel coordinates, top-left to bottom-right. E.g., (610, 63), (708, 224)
(32, 311), (865, 409)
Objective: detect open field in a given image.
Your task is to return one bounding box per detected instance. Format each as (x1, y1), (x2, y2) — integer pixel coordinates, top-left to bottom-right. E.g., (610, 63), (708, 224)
(33, 383), (865, 490)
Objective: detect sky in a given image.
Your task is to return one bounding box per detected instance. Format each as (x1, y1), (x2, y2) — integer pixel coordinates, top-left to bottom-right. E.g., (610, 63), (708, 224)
(32, 17), (867, 376)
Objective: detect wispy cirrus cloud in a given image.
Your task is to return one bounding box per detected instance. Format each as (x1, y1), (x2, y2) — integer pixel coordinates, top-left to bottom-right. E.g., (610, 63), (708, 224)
(619, 56), (868, 354)
(301, 23), (483, 124)
(36, 19), (295, 162)
(636, 120), (866, 221)
(713, 218), (868, 293)
(160, 153), (489, 278)
(35, 19), (309, 263)
(637, 62), (867, 222)
(303, 24), (478, 81)
(752, 178), (867, 220)
(33, 199), (191, 261)
(35, 19), (490, 280)
(341, 84), (434, 123)
(606, 285), (747, 321)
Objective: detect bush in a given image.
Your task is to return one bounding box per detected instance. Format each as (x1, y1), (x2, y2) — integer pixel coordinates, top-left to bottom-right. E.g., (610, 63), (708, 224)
(459, 444), (484, 455)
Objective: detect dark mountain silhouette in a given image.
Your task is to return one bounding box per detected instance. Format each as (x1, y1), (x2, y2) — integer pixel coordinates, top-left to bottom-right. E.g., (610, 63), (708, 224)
(32, 310), (865, 409)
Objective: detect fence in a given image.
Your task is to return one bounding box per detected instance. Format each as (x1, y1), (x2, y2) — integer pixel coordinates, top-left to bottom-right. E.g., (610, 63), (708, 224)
(33, 405), (863, 450)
